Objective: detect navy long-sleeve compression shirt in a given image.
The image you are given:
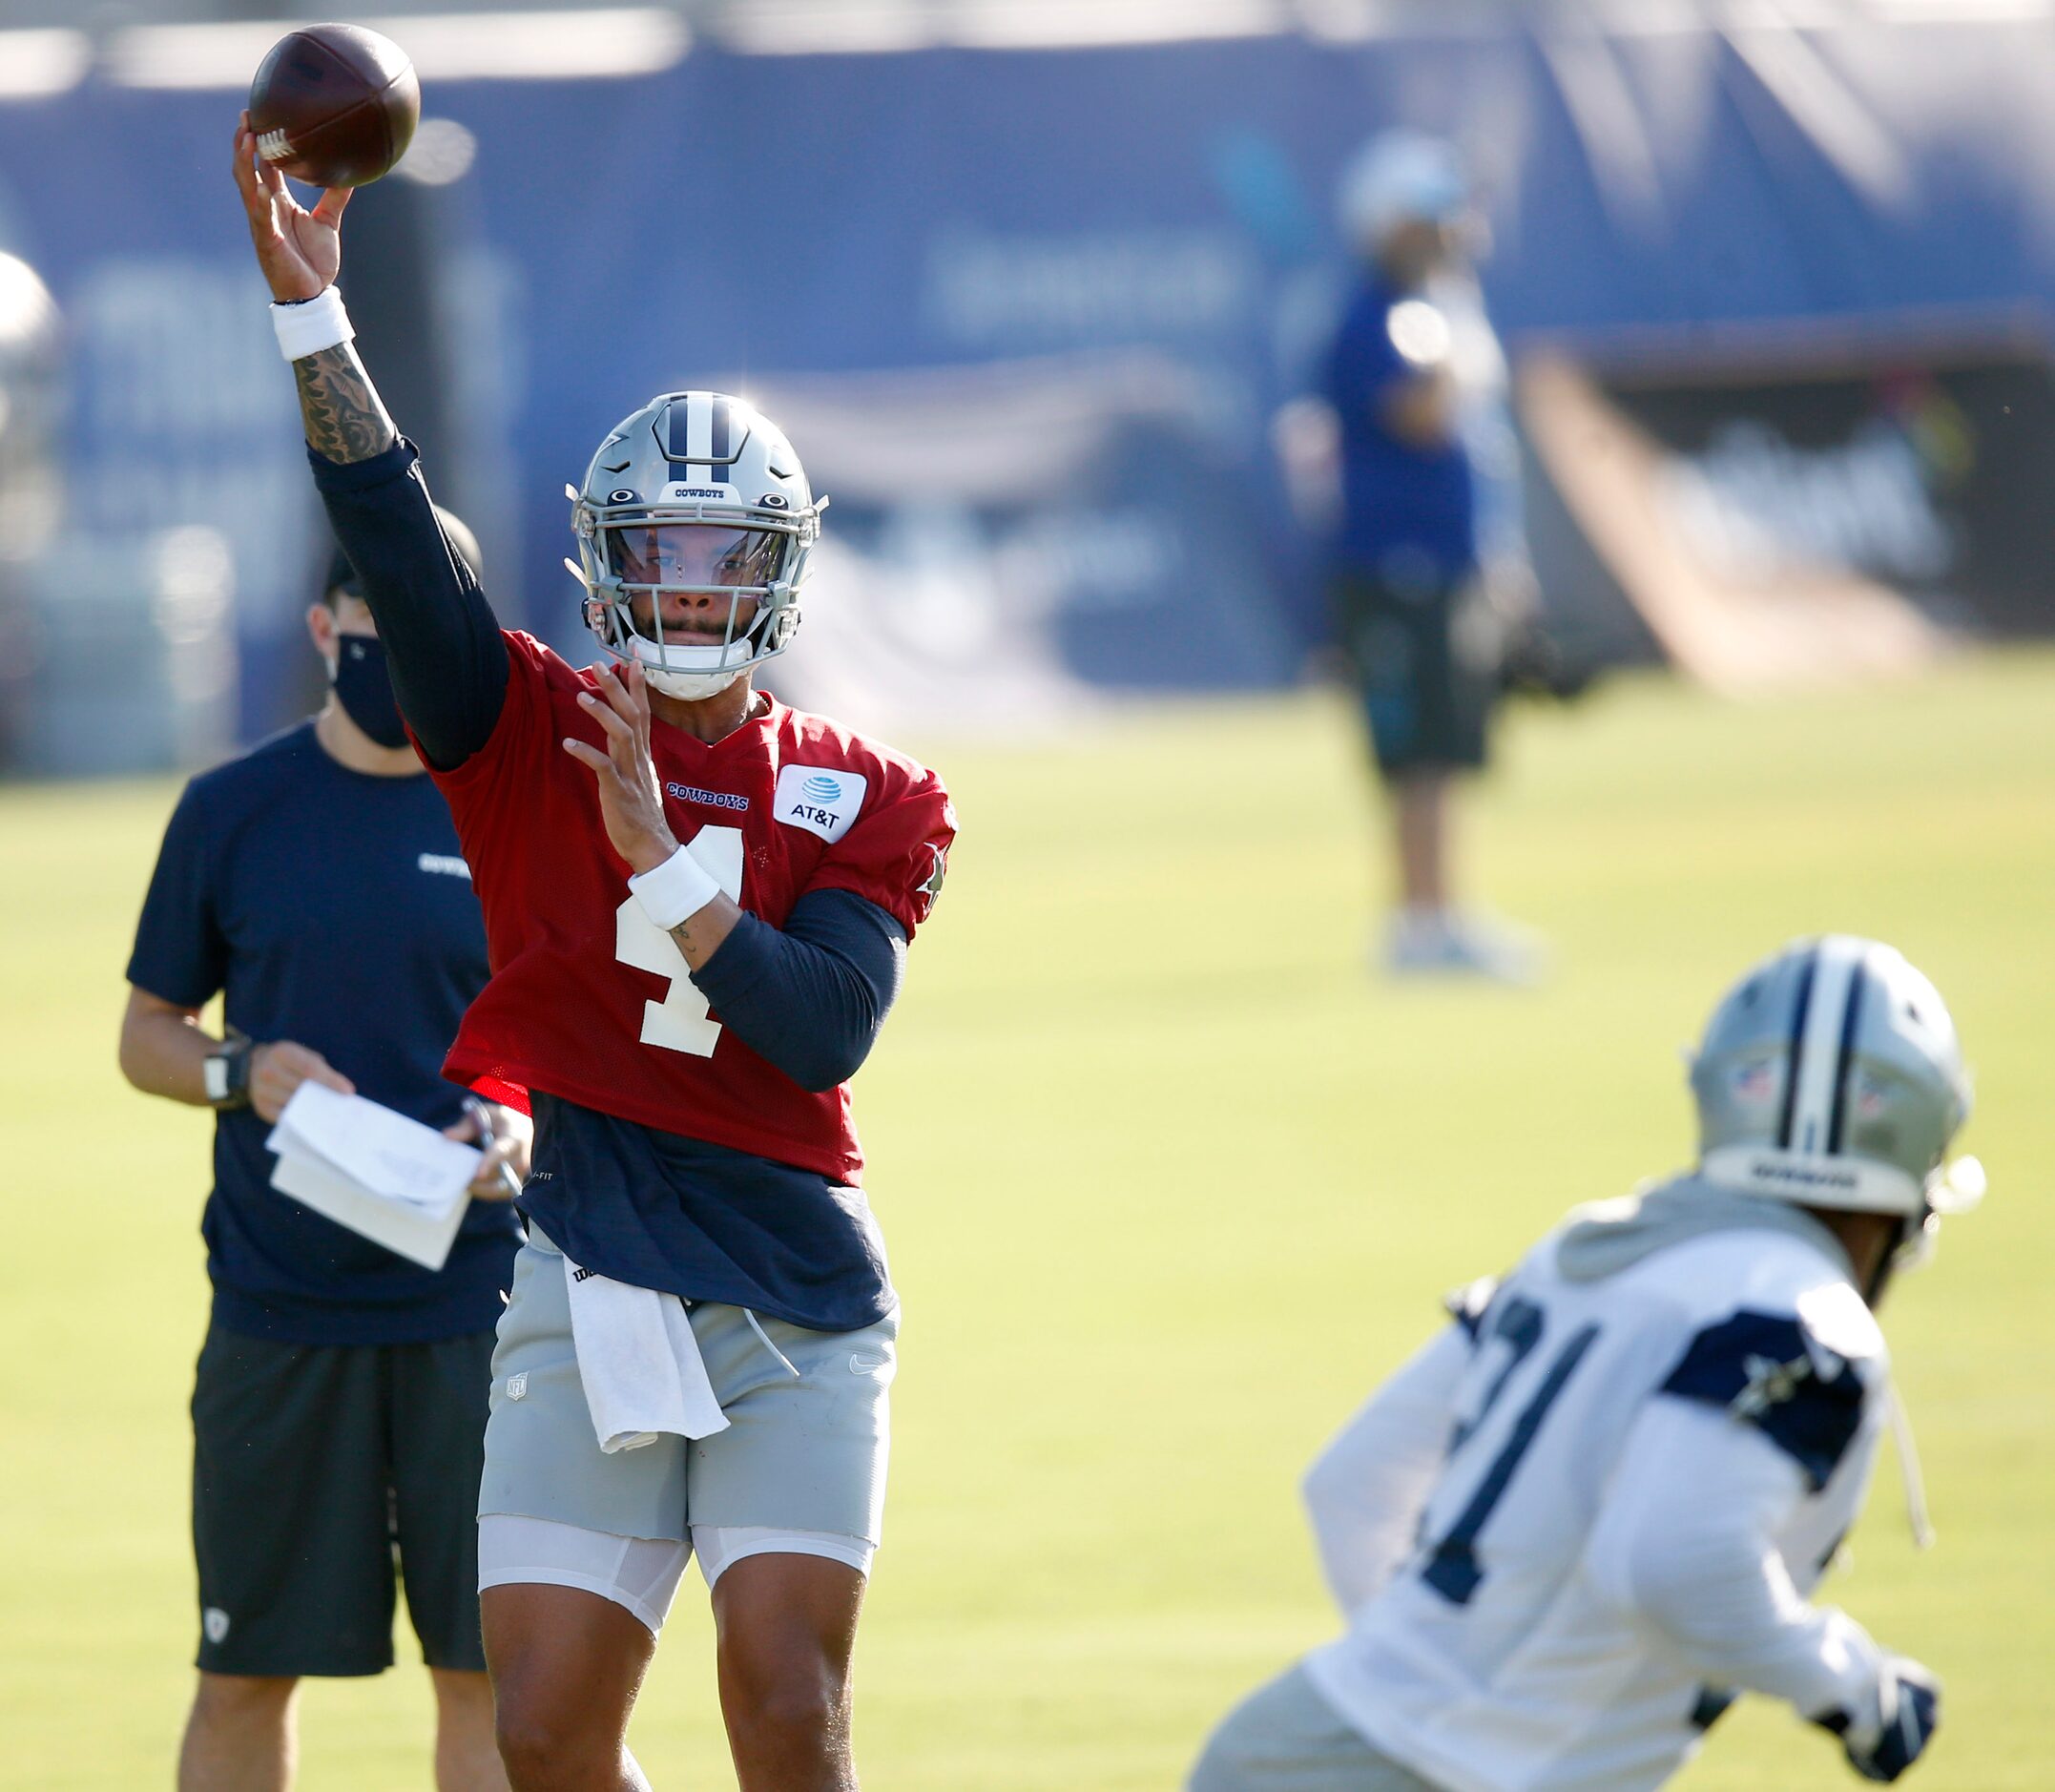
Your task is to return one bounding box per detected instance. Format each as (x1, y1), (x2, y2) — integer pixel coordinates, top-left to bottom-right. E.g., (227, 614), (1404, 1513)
(311, 438), (903, 1093)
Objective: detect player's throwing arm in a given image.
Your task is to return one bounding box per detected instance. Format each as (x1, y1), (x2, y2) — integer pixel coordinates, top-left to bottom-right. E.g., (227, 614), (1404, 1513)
(232, 115), (395, 465)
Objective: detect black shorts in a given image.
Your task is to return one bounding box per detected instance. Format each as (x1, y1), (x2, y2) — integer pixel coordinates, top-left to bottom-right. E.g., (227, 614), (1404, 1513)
(191, 1322), (495, 1677)
(1331, 570), (1499, 779)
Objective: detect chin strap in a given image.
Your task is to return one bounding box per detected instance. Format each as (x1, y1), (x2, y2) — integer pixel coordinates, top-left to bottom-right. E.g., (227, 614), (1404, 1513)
(644, 665), (745, 700)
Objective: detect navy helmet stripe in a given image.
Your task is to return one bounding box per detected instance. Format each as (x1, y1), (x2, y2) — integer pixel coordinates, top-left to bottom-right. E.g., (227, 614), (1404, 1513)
(654, 393), (753, 489)
(1826, 969), (1868, 1153)
(1776, 947), (1819, 1149)
(660, 395), (696, 483)
(660, 395), (714, 486)
(1791, 940), (1864, 1155)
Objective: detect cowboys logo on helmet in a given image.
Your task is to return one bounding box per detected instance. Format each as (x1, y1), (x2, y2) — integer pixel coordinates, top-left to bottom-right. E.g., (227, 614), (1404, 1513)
(1690, 935), (1983, 1284)
(567, 391), (825, 699)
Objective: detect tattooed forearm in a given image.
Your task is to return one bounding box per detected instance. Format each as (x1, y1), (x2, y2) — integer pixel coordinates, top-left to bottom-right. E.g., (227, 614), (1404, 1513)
(664, 897), (741, 971)
(292, 344), (397, 464)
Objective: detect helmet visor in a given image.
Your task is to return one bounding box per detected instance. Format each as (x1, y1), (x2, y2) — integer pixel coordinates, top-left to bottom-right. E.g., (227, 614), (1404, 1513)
(606, 523), (787, 593)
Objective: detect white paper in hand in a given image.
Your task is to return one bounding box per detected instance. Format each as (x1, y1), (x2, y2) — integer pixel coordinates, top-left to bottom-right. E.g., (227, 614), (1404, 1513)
(273, 1082), (479, 1208)
(266, 1083), (481, 1270)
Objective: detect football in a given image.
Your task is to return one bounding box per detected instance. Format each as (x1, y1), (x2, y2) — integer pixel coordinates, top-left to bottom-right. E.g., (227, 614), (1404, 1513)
(247, 24), (420, 189)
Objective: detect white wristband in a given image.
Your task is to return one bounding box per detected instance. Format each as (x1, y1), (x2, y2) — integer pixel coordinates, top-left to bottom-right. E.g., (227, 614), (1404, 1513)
(270, 286), (354, 363)
(628, 845), (721, 932)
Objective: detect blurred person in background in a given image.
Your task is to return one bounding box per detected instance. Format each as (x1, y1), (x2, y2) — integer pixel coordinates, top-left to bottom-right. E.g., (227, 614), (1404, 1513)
(1189, 935), (1980, 1792)
(0, 250), (61, 765)
(118, 520), (528, 1792)
(1322, 132), (1541, 981)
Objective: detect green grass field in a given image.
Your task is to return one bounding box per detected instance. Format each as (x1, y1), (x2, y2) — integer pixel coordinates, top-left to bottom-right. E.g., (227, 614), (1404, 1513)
(3, 652), (2051, 1789)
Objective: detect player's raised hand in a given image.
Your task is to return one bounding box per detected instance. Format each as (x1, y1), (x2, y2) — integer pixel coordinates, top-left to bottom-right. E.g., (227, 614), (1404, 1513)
(231, 111), (351, 303)
(563, 658), (680, 875)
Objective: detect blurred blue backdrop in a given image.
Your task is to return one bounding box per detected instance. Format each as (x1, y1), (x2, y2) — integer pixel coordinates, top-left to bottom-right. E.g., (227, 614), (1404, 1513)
(1, 7), (2050, 763)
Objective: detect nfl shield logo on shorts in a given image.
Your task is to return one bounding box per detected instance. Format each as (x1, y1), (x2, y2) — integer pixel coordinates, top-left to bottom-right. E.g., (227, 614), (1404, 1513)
(203, 1606), (231, 1644)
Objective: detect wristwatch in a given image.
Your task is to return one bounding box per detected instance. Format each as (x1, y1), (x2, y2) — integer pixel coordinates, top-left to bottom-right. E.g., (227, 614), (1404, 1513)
(203, 1037), (256, 1111)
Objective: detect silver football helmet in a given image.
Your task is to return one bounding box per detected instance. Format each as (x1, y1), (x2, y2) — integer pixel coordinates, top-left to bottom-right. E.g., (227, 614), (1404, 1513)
(1691, 936), (1982, 1265)
(567, 391), (824, 699)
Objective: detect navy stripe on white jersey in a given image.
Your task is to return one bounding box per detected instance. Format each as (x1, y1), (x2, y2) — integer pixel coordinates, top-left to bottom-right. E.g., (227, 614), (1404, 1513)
(1303, 1212), (1888, 1792)
(1659, 1308), (1866, 1490)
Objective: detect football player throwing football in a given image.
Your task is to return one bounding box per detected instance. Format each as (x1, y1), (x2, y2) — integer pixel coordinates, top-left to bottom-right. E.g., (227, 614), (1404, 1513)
(1191, 937), (1978, 1792)
(236, 121), (955, 1792)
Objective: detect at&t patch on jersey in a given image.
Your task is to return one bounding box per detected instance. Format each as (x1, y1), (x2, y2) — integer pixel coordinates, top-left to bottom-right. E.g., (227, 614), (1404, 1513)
(774, 764), (868, 843)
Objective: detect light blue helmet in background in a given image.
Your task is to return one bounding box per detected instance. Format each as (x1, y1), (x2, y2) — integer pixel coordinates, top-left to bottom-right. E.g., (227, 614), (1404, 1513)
(1690, 936), (1981, 1241)
(1337, 130), (1470, 251)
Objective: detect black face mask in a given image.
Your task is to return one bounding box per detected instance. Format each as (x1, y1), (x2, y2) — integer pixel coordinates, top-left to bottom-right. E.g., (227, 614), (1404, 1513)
(331, 632), (410, 749)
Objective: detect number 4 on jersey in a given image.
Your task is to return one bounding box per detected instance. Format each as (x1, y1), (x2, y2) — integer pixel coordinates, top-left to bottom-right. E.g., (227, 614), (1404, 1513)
(613, 824), (744, 1056)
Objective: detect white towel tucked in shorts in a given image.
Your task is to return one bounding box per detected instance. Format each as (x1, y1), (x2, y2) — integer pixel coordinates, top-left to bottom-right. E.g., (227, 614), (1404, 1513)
(559, 1250), (729, 1452)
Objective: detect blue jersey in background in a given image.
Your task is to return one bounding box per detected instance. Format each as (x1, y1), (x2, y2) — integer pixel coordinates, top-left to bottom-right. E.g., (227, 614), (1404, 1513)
(1325, 276), (1479, 586)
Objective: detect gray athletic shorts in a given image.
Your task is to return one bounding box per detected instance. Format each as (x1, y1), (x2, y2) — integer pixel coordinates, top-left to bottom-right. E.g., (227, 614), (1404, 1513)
(479, 1230), (897, 1546)
(1189, 1663), (1443, 1792)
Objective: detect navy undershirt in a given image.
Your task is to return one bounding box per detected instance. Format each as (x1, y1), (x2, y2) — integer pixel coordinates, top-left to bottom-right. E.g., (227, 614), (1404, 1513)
(127, 722), (521, 1344)
(314, 440), (906, 1330)
(522, 1092), (897, 1331)
(1326, 275), (1478, 582)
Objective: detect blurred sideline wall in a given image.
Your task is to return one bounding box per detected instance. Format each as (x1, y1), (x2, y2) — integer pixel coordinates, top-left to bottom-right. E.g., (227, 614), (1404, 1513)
(2, 3), (2053, 765)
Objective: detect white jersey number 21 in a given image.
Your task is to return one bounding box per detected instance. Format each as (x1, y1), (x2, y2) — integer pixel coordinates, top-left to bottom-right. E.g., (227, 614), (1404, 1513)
(612, 824), (745, 1057)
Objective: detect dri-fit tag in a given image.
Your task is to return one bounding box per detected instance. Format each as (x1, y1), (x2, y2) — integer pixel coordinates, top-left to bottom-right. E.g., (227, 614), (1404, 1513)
(773, 764), (868, 843)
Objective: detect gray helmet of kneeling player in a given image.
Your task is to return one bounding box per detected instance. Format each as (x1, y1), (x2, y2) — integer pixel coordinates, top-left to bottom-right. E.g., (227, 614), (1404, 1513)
(567, 390), (825, 700)
(1689, 935), (1983, 1269)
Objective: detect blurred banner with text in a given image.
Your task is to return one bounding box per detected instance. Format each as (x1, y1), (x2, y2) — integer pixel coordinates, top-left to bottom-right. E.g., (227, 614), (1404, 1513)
(3, 9), (2054, 760)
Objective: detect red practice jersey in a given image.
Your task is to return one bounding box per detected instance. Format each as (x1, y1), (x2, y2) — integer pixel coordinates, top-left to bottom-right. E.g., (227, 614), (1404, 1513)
(430, 632), (954, 1182)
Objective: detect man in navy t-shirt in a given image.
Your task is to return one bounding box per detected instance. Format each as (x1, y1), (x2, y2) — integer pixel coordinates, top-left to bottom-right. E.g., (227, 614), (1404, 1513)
(120, 519), (526, 1792)
(1325, 132), (1541, 982)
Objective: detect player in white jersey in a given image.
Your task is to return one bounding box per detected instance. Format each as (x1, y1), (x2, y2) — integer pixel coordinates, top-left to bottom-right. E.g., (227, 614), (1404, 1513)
(1190, 936), (1983, 1792)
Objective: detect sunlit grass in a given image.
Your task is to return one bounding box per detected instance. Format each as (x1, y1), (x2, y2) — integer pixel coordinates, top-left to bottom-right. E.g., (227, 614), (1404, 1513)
(2, 651), (2049, 1787)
